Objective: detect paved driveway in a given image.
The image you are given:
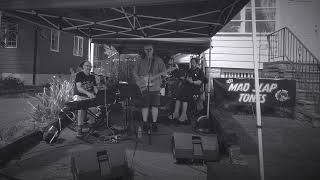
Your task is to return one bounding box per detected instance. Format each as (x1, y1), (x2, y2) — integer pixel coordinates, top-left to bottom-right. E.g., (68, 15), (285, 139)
(2, 95), (320, 180)
(235, 114), (320, 180)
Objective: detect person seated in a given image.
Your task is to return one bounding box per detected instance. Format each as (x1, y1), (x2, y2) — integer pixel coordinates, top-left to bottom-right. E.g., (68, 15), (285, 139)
(73, 61), (98, 137)
(170, 57), (206, 125)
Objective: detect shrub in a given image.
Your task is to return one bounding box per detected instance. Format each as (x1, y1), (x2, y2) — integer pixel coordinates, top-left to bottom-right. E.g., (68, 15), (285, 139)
(2, 75), (24, 89)
(28, 77), (74, 130)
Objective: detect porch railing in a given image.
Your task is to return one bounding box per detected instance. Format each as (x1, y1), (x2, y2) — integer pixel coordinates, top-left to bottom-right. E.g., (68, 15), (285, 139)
(267, 27), (320, 112)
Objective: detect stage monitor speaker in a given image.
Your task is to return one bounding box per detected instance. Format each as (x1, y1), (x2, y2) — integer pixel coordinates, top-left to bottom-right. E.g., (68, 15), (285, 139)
(70, 145), (130, 180)
(172, 132), (219, 162)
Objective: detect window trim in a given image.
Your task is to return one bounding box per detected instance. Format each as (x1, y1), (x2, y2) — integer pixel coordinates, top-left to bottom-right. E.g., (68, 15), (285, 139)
(50, 30), (60, 52)
(218, 0), (277, 34)
(2, 23), (18, 48)
(73, 35), (84, 57)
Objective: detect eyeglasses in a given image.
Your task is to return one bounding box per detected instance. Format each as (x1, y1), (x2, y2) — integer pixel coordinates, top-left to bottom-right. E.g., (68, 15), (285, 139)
(144, 48), (153, 51)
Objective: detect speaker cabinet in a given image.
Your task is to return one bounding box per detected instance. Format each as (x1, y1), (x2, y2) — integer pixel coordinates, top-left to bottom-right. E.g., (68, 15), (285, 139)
(70, 145), (129, 180)
(172, 132), (219, 162)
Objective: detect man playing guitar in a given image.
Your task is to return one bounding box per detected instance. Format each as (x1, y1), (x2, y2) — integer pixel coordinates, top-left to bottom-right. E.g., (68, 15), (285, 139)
(170, 57), (206, 125)
(74, 61), (98, 137)
(132, 44), (167, 132)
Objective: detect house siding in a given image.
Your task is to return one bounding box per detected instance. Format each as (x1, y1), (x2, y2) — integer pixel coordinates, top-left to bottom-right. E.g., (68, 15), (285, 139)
(204, 0), (319, 76)
(0, 20), (88, 85)
(37, 30), (88, 74)
(0, 20), (34, 73)
(204, 35), (268, 69)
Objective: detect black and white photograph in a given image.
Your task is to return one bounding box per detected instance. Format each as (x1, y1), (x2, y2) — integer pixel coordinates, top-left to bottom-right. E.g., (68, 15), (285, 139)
(0, 0), (320, 179)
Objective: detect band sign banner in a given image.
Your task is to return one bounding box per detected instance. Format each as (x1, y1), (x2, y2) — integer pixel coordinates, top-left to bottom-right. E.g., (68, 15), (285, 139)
(213, 78), (296, 107)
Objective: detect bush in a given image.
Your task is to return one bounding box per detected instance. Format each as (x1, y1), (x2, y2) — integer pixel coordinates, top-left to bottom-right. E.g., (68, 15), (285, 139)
(2, 75), (24, 89)
(28, 77), (74, 130)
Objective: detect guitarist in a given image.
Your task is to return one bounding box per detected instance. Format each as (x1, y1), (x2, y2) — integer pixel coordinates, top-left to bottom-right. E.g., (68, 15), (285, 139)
(170, 57), (206, 125)
(132, 44), (166, 132)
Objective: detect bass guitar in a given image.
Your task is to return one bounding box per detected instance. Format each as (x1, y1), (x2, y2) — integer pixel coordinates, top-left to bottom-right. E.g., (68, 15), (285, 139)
(136, 67), (177, 93)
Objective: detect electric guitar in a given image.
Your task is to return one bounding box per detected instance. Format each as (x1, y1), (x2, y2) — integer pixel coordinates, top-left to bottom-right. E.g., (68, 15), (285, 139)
(136, 67), (177, 93)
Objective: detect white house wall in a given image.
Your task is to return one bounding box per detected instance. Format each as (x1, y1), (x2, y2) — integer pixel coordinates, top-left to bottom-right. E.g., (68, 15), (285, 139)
(204, 35), (268, 69)
(204, 0), (320, 71)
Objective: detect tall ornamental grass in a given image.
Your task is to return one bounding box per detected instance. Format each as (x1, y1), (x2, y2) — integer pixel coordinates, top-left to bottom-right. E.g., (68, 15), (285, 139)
(28, 77), (74, 130)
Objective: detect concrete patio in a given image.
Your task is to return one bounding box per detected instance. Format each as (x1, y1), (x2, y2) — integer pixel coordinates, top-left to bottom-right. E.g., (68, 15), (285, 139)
(1, 94), (320, 180)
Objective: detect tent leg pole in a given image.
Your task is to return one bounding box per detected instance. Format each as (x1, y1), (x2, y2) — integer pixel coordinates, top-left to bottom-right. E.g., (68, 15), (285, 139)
(118, 51), (121, 81)
(251, 0), (264, 180)
(0, 11), (2, 32)
(88, 38), (93, 69)
(206, 38), (212, 118)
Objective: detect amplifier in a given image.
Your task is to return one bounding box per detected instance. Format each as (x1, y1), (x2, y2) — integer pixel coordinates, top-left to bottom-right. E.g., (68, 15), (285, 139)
(70, 145), (129, 180)
(172, 132), (219, 162)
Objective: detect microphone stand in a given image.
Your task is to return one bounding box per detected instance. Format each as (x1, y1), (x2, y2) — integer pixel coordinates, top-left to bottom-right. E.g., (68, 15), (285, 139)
(100, 74), (114, 133)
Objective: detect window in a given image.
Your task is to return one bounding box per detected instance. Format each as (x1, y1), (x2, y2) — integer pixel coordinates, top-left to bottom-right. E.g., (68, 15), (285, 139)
(50, 30), (60, 52)
(73, 36), (83, 57)
(0, 23), (18, 48)
(93, 44), (100, 60)
(219, 0), (276, 34)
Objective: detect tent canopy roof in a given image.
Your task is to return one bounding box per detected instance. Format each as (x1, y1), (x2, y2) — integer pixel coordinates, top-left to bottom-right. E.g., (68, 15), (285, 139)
(1, 0), (249, 54)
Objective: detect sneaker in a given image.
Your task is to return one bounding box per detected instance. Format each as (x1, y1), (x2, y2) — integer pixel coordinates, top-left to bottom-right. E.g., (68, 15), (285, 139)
(142, 122), (149, 132)
(151, 122), (158, 132)
(178, 114), (188, 122)
(77, 126), (84, 137)
(168, 112), (179, 120)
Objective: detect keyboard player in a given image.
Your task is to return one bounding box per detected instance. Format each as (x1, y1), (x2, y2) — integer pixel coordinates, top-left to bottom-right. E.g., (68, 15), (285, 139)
(74, 61), (98, 137)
